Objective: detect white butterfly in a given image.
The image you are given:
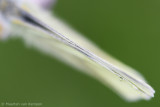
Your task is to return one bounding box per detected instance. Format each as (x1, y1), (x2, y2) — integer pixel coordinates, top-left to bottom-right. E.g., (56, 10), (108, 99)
(0, 0), (155, 101)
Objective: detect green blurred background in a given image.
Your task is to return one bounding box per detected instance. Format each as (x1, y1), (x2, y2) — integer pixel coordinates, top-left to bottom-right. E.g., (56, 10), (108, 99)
(0, 0), (159, 106)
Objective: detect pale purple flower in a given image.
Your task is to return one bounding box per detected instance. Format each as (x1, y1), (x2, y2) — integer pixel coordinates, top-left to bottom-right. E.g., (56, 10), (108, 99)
(28, 0), (56, 8)
(0, 14), (10, 39)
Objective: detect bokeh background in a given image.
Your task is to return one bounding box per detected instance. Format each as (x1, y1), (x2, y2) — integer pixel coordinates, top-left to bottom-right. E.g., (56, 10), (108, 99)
(0, 0), (159, 106)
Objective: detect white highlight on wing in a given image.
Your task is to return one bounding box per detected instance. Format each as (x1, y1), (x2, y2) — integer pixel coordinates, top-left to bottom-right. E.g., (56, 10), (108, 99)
(0, 0), (155, 101)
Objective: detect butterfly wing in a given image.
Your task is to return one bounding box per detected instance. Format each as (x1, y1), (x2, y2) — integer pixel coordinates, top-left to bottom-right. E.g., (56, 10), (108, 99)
(5, 0), (155, 101)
